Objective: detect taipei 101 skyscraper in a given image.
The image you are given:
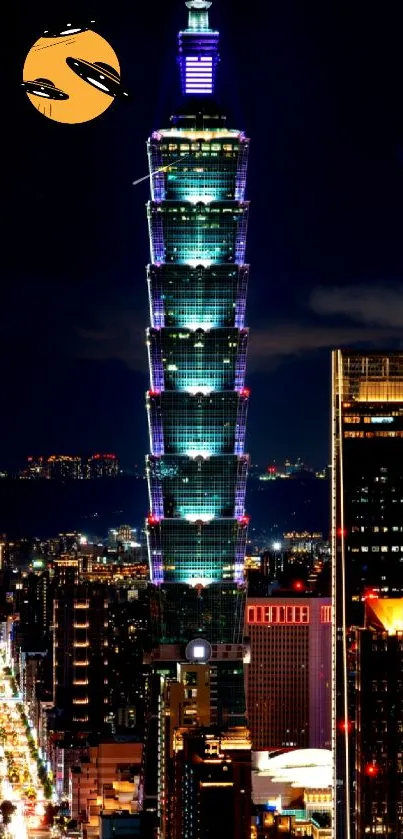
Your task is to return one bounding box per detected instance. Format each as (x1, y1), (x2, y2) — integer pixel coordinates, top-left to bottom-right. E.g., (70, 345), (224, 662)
(145, 0), (250, 726)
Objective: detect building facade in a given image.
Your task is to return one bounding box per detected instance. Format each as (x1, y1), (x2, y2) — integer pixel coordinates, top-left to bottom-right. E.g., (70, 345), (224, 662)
(70, 739), (142, 826)
(354, 599), (403, 837)
(155, 658), (251, 839)
(245, 597), (331, 751)
(171, 728), (251, 839)
(53, 583), (109, 730)
(332, 350), (403, 838)
(145, 0), (250, 717)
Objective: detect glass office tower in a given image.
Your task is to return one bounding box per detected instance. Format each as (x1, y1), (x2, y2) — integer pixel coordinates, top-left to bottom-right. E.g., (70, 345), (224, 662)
(332, 350), (403, 838)
(144, 0), (250, 723)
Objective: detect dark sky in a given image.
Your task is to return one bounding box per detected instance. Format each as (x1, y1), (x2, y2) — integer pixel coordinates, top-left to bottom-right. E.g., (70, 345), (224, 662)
(7, 0), (403, 473)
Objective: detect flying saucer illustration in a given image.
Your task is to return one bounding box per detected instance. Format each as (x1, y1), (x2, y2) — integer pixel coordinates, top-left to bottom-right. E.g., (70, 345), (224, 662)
(41, 21), (95, 38)
(22, 26), (128, 123)
(21, 78), (69, 100)
(65, 58), (129, 99)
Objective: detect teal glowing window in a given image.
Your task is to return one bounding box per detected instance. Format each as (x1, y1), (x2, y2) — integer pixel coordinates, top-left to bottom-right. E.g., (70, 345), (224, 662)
(147, 454), (247, 519)
(147, 518), (247, 583)
(148, 327), (247, 392)
(148, 392), (247, 456)
(148, 202), (248, 265)
(148, 139), (249, 203)
(148, 265), (248, 330)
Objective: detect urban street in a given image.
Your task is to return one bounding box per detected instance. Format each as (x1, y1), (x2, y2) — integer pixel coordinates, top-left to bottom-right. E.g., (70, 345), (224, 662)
(0, 648), (53, 839)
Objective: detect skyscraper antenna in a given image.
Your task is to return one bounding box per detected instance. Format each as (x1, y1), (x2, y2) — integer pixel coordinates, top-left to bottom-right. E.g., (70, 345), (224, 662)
(186, 0), (211, 9)
(185, 0), (212, 8)
(179, 0), (219, 94)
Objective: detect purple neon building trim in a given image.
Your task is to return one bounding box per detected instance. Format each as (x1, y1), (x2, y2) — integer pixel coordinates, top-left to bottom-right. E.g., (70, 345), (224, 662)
(234, 330), (248, 390)
(147, 458), (165, 519)
(234, 396), (248, 456)
(147, 394), (164, 456)
(177, 1), (219, 96)
(234, 456), (248, 518)
(147, 330), (165, 391)
(145, 1), (251, 592)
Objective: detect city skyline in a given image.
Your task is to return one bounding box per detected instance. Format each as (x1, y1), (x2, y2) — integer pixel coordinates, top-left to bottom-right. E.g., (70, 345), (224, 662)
(9, 0), (403, 473)
(332, 350), (403, 837)
(4, 3), (403, 836)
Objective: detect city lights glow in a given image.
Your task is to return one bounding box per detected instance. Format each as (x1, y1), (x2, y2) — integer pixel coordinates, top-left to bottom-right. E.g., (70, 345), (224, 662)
(254, 748), (332, 789)
(185, 577), (214, 587)
(185, 195), (217, 204)
(185, 386), (213, 395)
(186, 259), (213, 268)
(0, 646), (53, 838)
(366, 598), (403, 634)
(185, 450), (212, 459)
(183, 323), (214, 332)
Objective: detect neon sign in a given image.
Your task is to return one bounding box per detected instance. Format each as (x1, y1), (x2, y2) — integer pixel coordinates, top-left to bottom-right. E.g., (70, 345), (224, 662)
(247, 604), (310, 625)
(320, 605), (332, 623)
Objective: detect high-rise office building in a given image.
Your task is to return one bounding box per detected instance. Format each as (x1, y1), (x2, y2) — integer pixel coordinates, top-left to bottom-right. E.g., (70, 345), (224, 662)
(245, 596), (331, 751)
(354, 598), (403, 838)
(145, 0), (250, 722)
(156, 659), (251, 839)
(53, 583), (109, 730)
(332, 350), (403, 838)
(108, 588), (151, 734)
(22, 453), (119, 479)
(171, 728), (251, 839)
(47, 454), (82, 480)
(87, 453), (119, 479)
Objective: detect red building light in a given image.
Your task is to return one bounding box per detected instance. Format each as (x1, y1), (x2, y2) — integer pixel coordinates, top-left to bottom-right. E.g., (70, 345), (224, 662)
(239, 388), (250, 398)
(92, 453), (116, 460)
(363, 589), (379, 601)
(292, 580), (304, 591)
(148, 390), (161, 397)
(267, 466), (276, 474)
(365, 763), (379, 777)
(338, 719), (353, 734)
(238, 515), (250, 526)
(320, 605), (332, 623)
(147, 514), (160, 526)
(247, 604), (310, 625)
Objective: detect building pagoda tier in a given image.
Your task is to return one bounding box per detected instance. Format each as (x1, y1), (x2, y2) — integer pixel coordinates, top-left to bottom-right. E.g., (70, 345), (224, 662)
(144, 0), (250, 645)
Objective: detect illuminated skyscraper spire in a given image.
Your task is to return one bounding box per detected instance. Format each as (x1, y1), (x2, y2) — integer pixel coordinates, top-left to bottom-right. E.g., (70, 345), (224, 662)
(143, 3), (250, 745)
(178, 0), (219, 95)
(186, 0), (212, 30)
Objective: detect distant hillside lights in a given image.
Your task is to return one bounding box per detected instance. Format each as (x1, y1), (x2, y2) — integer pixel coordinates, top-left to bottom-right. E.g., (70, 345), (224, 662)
(257, 457), (330, 480)
(20, 453), (120, 479)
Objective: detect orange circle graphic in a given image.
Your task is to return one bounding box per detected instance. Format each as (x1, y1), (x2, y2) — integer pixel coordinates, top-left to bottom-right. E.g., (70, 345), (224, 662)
(22, 28), (126, 124)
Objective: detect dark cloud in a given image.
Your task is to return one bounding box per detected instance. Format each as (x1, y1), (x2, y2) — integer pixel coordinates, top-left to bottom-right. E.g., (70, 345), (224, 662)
(73, 300), (399, 374)
(248, 321), (398, 368)
(75, 305), (148, 371)
(310, 285), (403, 328)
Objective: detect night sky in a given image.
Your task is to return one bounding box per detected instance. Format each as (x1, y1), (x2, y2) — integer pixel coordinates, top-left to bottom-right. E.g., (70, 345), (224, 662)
(7, 0), (403, 473)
